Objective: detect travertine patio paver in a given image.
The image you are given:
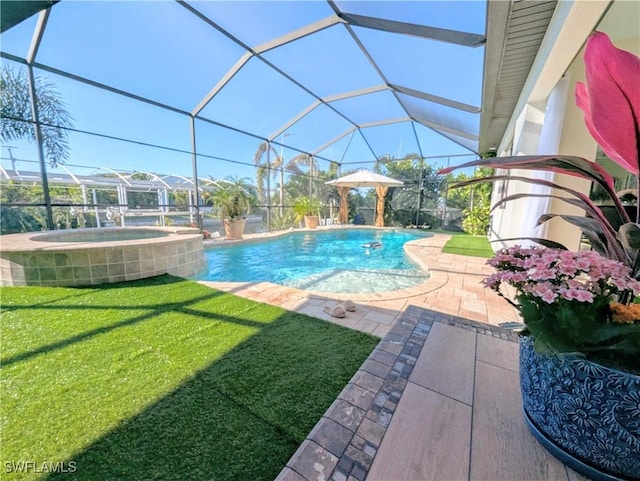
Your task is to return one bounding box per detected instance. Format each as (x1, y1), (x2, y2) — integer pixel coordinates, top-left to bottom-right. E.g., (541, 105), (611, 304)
(275, 307), (589, 481)
(367, 382), (472, 481)
(409, 322), (476, 405)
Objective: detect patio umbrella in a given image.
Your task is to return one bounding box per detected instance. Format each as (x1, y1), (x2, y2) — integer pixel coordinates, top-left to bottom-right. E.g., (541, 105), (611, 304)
(326, 171), (403, 226)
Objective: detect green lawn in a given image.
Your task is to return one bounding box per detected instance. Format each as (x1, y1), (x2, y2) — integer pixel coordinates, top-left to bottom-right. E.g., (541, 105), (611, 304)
(441, 232), (495, 258)
(1, 276), (378, 481)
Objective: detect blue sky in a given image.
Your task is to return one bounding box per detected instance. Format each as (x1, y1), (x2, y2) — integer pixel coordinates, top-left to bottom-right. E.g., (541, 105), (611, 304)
(0, 1), (486, 183)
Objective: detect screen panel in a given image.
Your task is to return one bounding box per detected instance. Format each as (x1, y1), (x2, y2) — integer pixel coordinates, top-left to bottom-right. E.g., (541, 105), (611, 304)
(38, 1), (246, 111)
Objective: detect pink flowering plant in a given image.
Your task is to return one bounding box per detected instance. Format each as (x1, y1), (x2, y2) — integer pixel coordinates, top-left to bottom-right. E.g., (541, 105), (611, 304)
(488, 245), (640, 372)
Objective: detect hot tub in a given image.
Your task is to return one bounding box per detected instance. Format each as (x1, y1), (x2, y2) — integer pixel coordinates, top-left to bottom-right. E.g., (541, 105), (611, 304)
(0, 227), (206, 287)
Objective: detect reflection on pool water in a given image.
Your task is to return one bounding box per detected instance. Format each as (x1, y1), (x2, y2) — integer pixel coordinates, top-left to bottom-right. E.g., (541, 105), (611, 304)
(197, 229), (431, 294)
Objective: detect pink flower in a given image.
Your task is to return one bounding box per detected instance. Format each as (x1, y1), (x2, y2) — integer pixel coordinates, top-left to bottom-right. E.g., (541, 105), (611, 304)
(483, 274), (502, 290)
(511, 272), (528, 283)
(487, 245), (639, 308)
(529, 267), (556, 281)
(575, 32), (640, 175)
(610, 275), (633, 291)
(530, 282), (557, 303)
(559, 288), (594, 303)
(558, 250), (576, 263)
(540, 289), (557, 304)
(574, 257), (592, 272)
(628, 279), (640, 294)
(557, 260), (578, 276)
(574, 290), (595, 302)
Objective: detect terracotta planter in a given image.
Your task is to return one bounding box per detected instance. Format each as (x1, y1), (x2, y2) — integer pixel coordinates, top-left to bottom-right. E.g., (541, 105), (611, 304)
(303, 215), (319, 229)
(223, 218), (245, 240)
(519, 336), (640, 481)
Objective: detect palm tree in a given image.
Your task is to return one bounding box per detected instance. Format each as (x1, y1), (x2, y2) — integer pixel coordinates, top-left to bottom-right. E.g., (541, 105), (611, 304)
(295, 153), (318, 197)
(253, 142), (279, 204)
(1, 66), (73, 167)
(314, 162), (339, 200)
(207, 176), (256, 220)
(254, 142), (314, 214)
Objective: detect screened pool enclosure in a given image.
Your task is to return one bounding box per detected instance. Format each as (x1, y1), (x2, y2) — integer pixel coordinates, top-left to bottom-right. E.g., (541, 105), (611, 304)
(1, 1), (501, 235)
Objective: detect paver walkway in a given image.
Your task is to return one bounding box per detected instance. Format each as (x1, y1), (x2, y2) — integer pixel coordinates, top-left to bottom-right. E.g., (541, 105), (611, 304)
(275, 307), (589, 481)
(199, 231), (588, 481)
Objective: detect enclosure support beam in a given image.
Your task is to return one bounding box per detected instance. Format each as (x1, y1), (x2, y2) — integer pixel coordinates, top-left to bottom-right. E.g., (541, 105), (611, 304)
(415, 167), (424, 227)
(390, 84), (480, 113)
(411, 117), (478, 141)
(411, 122), (424, 160)
(266, 142), (272, 232)
(26, 64), (54, 230)
(308, 155), (314, 198)
(92, 189), (101, 228)
(25, 9), (54, 230)
(336, 12), (485, 47)
(189, 116), (202, 230)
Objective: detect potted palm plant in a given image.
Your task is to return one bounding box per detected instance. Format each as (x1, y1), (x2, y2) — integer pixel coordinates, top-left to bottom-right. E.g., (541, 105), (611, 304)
(293, 196), (321, 229)
(209, 176), (256, 240)
(441, 32), (640, 480)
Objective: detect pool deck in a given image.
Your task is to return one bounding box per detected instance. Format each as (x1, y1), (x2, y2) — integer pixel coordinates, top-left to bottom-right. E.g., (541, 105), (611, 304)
(199, 231), (589, 481)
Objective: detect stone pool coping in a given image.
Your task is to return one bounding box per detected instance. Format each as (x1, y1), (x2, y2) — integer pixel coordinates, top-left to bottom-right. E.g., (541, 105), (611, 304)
(0, 226), (201, 252)
(0, 226), (206, 286)
(275, 305), (519, 481)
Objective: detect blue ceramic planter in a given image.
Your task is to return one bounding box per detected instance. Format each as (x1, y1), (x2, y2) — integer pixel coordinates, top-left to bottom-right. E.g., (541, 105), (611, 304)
(519, 336), (640, 481)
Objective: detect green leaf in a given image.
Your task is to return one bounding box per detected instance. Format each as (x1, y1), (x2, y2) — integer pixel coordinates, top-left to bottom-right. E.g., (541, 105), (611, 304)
(618, 223), (640, 278)
(537, 213), (621, 261)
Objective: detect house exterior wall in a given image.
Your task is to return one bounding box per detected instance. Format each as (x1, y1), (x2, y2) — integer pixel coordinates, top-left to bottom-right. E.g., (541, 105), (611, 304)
(489, 0), (639, 251)
(545, 54), (595, 251)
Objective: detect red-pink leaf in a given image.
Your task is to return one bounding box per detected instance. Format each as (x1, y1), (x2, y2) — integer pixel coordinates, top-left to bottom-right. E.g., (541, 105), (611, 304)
(575, 82), (632, 172)
(579, 32), (640, 174)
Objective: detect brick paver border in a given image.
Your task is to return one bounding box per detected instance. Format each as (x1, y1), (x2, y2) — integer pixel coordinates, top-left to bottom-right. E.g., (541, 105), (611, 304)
(275, 304), (519, 481)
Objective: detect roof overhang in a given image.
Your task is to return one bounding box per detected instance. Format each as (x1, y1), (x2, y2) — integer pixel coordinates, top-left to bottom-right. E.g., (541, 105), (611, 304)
(479, 0), (558, 154)
(0, 1), (58, 33)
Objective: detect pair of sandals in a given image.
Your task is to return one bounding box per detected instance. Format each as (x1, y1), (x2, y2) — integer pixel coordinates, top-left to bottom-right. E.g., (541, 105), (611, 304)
(323, 300), (357, 318)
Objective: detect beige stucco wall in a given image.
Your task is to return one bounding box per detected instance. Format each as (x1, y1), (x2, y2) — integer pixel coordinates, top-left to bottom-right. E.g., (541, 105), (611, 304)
(547, 35), (640, 250)
(544, 45), (593, 251)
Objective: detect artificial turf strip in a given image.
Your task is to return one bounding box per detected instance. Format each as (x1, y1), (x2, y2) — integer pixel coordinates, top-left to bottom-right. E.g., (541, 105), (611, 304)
(1, 275), (379, 481)
(441, 233), (495, 258)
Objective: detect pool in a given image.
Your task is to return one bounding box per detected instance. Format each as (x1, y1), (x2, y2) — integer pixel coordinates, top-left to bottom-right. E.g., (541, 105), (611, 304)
(197, 229), (431, 293)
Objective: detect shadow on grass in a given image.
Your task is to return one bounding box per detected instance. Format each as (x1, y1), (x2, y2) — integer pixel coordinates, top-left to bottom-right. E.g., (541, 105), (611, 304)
(0, 292), (231, 366)
(1, 275), (190, 312)
(48, 315), (374, 481)
(3, 276), (378, 481)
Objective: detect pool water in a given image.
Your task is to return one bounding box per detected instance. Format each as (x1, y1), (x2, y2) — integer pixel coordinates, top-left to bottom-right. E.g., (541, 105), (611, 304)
(197, 229), (431, 293)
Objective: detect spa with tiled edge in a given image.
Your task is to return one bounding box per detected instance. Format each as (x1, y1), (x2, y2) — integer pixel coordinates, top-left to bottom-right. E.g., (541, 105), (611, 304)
(0, 227), (206, 287)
